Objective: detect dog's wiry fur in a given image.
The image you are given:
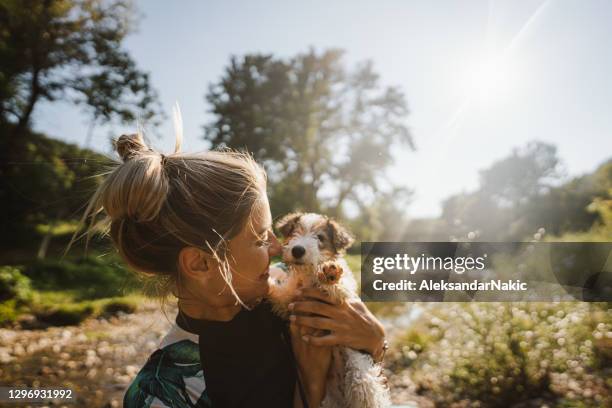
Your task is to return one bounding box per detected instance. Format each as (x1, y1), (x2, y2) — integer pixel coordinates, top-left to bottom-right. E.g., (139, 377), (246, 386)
(268, 212), (391, 408)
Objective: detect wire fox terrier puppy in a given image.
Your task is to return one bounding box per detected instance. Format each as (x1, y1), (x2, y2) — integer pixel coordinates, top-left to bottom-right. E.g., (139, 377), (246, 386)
(268, 212), (391, 408)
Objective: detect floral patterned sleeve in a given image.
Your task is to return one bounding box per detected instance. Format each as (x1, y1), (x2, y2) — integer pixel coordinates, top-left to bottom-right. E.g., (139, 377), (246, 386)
(123, 326), (212, 408)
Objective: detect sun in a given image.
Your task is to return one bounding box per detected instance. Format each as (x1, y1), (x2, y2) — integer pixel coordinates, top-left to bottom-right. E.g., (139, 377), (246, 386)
(463, 56), (514, 102)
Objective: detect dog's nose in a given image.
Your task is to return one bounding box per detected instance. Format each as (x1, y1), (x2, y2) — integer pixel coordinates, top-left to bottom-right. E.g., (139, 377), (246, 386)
(291, 245), (306, 259)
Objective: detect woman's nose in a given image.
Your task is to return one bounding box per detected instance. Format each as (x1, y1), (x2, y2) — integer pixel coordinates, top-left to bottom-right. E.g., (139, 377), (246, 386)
(268, 232), (282, 257)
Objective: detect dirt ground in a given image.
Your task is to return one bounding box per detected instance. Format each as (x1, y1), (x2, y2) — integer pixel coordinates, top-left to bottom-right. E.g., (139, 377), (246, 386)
(0, 304), (424, 407)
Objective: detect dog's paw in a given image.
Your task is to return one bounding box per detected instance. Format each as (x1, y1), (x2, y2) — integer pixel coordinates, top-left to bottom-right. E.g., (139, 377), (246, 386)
(317, 261), (344, 285)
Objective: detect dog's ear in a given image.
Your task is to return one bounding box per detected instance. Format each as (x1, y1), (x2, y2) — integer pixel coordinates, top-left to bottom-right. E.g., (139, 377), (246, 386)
(327, 219), (354, 253)
(275, 212), (302, 237)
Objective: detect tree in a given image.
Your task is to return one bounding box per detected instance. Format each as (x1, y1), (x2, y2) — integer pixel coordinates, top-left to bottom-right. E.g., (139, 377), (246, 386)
(0, 0), (162, 252)
(0, 0), (161, 138)
(204, 49), (414, 218)
(479, 141), (563, 209)
(348, 186), (413, 242)
(523, 159), (611, 236)
(437, 141), (564, 241)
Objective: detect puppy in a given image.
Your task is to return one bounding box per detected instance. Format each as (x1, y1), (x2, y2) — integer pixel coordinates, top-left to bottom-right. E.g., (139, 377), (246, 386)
(268, 212), (391, 408)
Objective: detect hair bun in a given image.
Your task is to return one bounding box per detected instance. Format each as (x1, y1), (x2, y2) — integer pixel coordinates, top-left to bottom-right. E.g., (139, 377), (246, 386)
(114, 133), (151, 162)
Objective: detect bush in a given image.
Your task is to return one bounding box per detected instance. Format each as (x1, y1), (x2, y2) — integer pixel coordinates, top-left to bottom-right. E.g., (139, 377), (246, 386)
(402, 302), (611, 407)
(23, 256), (139, 299)
(0, 299), (19, 325)
(387, 319), (442, 372)
(0, 266), (33, 304)
(28, 294), (143, 326)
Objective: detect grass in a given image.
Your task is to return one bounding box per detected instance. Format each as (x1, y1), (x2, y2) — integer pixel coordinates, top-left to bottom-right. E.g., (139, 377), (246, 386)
(30, 292), (146, 326)
(0, 254), (146, 326)
(22, 255), (140, 298)
(35, 220), (80, 237)
(13, 253), (144, 325)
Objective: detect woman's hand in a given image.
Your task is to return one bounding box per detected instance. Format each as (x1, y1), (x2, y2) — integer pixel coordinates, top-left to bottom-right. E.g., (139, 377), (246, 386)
(289, 319), (332, 408)
(289, 288), (387, 362)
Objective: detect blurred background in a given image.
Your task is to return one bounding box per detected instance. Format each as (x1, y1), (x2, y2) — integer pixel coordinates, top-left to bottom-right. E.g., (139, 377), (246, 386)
(0, 0), (610, 406)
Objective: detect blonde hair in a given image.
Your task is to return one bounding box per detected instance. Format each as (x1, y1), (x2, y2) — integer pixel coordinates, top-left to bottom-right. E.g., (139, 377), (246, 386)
(70, 127), (267, 307)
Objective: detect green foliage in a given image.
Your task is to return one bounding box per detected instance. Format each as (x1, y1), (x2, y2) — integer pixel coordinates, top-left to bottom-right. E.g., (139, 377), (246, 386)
(399, 302), (611, 407)
(387, 319), (441, 371)
(0, 0), (161, 131)
(0, 128), (112, 245)
(343, 253), (361, 276)
(479, 141), (562, 208)
(438, 141), (564, 241)
(35, 220), (80, 237)
(549, 195), (612, 242)
(347, 186), (413, 242)
(0, 266), (33, 303)
(523, 161), (611, 238)
(22, 256), (139, 299)
(0, 299), (19, 325)
(205, 49), (414, 225)
(24, 293), (144, 326)
(415, 146), (610, 242)
(0, 0), (162, 257)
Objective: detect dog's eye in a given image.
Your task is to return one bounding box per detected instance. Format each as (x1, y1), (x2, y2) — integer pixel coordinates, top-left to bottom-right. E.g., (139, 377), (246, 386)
(317, 234), (326, 242)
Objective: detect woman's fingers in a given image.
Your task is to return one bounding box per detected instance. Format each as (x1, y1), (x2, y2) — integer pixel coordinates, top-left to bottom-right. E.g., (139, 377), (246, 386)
(293, 293), (386, 354)
(289, 321), (300, 338)
(290, 314), (344, 332)
(302, 333), (341, 347)
(289, 299), (339, 318)
(295, 287), (341, 305)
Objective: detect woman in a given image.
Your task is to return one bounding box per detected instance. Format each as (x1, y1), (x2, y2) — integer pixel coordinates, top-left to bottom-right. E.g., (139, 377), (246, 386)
(78, 130), (386, 408)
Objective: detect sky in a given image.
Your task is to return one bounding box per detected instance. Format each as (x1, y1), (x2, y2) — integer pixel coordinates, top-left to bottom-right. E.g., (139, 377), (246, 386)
(33, 0), (612, 218)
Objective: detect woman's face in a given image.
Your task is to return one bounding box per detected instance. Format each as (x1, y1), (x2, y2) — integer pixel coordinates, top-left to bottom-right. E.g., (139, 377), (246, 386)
(224, 194), (281, 304)
(178, 193), (281, 311)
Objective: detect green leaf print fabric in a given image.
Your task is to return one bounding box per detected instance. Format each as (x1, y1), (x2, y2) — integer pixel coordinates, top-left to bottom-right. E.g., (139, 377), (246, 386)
(124, 339), (212, 408)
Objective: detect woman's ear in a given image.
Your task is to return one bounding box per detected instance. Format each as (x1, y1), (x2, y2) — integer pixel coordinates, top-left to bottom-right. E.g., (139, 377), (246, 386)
(178, 247), (211, 279)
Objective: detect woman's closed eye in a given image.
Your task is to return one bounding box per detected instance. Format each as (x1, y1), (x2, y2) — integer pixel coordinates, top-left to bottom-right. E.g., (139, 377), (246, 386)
(256, 239), (270, 248)
(255, 231), (271, 247)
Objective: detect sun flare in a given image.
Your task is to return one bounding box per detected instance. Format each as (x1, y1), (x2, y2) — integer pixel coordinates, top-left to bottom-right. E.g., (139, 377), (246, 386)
(463, 56), (514, 101)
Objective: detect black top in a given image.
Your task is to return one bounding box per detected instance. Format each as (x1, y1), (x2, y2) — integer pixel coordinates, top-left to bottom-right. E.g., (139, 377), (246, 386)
(176, 301), (298, 408)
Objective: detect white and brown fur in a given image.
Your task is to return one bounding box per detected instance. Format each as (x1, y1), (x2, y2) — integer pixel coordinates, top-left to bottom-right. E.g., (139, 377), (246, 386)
(268, 212), (391, 408)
